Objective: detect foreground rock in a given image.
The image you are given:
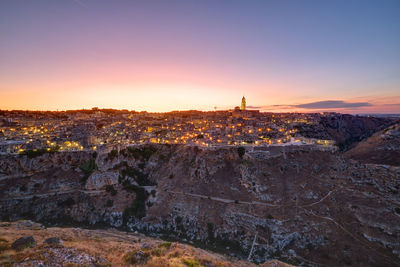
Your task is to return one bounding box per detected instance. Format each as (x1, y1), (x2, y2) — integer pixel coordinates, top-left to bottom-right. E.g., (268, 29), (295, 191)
(0, 221), (291, 267)
(44, 237), (63, 246)
(11, 236), (36, 251)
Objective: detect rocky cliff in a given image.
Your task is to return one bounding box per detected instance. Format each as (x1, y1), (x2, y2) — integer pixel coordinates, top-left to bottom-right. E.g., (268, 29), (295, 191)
(295, 114), (396, 150)
(345, 124), (400, 166)
(1, 144), (399, 266)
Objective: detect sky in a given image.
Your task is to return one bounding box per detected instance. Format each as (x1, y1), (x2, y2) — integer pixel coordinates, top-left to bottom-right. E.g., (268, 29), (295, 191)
(0, 0), (399, 113)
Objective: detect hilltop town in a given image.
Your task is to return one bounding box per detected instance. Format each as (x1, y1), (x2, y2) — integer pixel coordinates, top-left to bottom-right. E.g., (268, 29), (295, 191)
(3, 97), (395, 156)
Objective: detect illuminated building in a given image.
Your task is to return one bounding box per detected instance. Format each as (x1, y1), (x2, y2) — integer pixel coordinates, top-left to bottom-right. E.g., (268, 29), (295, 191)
(241, 96), (246, 110)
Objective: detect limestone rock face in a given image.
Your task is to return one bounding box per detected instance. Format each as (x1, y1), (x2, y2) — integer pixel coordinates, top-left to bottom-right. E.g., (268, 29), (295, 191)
(85, 171), (119, 190)
(1, 144), (400, 266)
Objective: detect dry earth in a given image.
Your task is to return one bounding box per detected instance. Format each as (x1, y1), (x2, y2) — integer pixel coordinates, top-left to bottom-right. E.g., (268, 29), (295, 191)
(0, 220), (292, 267)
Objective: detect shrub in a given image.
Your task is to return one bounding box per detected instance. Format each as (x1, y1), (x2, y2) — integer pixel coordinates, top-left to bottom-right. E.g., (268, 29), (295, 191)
(151, 248), (165, 257)
(126, 146), (157, 161)
(105, 185), (117, 196)
(138, 162), (145, 170)
(182, 258), (200, 267)
(20, 146), (60, 158)
(123, 251), (138, 264)
(120, 167), (152, 186)
(79, 159), (98, 182)
(123, 185), (149, 220)
(57, 197), (75, 207)
(237, 146), (245, 158)
(0, 238), (9, 252)
(107, 150), (118, 161)
(158, 242), (172, 249)
(124, 250), (151, 265)
(395, 207), (400, 214)
(105, 199), (113, 207)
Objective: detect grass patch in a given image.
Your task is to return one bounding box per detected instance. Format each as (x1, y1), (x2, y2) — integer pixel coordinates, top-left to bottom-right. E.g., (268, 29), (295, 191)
(158, 242), (172, 249)
(0, 238), (9, 252)
(182, 258), (201, 267)
(124, 250), (151, 265)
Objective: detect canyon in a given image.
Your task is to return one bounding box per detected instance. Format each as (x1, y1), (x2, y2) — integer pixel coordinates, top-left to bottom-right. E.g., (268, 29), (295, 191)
(1, 135), (399, 266)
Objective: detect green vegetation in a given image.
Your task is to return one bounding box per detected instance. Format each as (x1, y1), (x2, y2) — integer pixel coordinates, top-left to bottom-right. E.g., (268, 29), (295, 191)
(19, 146), (60, 158)
(237, 146), (245, 158)
(123, 183), (149, 220)
(115, 161), (155, 186)
(105, 199), (113, 207)
(182, 258), (201, 267)
(105, 185), (117, 196)
(0, 238), (9, 252)
(124, 146), (157, 161)
(107, 150), (118, 161)
(124, 250), (151, 265)
(395, 207), (400, 214)
(158, 242), (172, 249)
(57, 197), (75, 207)
(150, 189), (156, 197)
(121, 167), (151, 186)
(79, 159), (98, 182)
(207, 223), (215, 241)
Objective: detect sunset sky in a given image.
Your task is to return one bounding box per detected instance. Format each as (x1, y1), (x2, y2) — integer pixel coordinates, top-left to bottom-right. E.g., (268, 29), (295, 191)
(1, 0), (399, 113)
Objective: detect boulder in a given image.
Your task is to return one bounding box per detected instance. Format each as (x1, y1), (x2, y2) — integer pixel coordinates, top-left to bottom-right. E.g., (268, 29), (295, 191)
(11, 236), (36, 251)
(85, 171), (119, 190)
(44, 237), (63, 246)
(15, 220), (44, 229)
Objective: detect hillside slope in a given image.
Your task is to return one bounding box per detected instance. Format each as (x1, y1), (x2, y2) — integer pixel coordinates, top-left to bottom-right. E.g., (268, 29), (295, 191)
(345, 124), (400, 166)
(0, 220), (292, 266)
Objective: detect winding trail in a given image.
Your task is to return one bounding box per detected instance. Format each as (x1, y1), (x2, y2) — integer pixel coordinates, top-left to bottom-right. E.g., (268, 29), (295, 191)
(0, 189), (104, 201)
(167, 189), (335, 208)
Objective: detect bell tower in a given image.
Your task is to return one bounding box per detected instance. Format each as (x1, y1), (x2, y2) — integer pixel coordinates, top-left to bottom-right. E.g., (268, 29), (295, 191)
(241, 96), (246, 110)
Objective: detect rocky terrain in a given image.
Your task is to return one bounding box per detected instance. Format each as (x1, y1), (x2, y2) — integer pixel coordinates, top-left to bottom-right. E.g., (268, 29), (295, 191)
(295, 114), (396, 150)
(0, 220), (292, 266)
(345, 124), (400, 166)
(1, 142), (399, 266)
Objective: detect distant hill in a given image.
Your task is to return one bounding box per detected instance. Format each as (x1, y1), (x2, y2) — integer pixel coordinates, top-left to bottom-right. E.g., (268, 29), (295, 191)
(295, 114), (397, 150)
(345, 124), (400, 166)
